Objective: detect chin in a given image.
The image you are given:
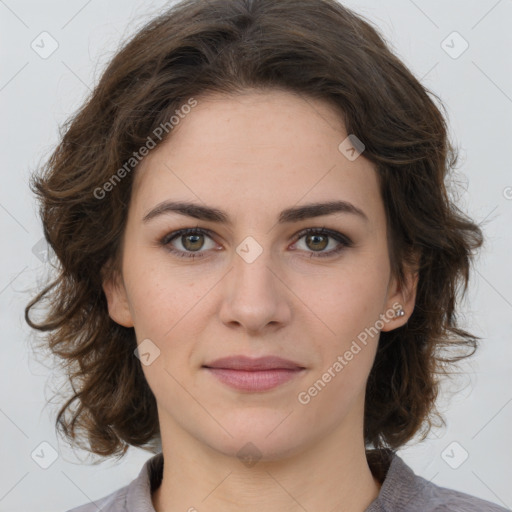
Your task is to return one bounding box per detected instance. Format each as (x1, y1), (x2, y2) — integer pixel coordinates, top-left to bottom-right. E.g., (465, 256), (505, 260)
(210, 435), (305, 465)
(201, 415), (308, 463)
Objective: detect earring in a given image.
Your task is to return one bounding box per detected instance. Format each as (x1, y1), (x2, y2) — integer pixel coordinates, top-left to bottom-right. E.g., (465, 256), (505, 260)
(395, 308), (405, 318)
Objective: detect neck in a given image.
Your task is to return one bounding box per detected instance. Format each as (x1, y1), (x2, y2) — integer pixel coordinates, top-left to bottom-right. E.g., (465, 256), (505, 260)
(152, 409), (382, 511)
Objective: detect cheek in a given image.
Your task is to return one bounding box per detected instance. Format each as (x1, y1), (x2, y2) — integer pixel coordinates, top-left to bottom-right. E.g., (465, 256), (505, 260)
(124, 262), (210, 370)
(292, 251), (390, 342)
(124, 256), (196, 333)
(294, 265), (385, 418)
(128, 271), (201, 402)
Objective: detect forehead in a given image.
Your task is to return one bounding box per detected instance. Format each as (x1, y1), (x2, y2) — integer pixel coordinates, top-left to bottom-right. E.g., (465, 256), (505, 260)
(130, 89), (383, 227)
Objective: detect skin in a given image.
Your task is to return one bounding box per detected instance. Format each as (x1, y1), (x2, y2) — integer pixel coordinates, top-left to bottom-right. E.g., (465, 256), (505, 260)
(102, 89), (418, 512)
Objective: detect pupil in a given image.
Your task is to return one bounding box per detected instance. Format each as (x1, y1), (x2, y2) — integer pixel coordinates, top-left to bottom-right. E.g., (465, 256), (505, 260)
(308, 234), (327, 251)
(184, 234), (203, 251)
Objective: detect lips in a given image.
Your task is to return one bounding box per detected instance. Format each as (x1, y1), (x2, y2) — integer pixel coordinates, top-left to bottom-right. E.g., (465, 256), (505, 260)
(202, 355), (306, 392)
(202, 355), (305, 371)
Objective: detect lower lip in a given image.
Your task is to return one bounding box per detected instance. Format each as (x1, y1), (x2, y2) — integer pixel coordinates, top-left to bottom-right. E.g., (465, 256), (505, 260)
(203, 367), (305, 391)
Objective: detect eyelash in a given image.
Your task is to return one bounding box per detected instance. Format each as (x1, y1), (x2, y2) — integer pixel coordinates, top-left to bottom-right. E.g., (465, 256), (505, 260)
(159, 227), (353, 260)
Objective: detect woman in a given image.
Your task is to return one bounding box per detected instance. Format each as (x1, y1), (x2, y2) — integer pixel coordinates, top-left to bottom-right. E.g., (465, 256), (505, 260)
(25, 0), (508, 510)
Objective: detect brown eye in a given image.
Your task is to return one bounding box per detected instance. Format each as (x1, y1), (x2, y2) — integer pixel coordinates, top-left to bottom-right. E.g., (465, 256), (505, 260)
(161, 228), (217, 259)
(161, 226), (353, 260)
(293, 228), (353, 258)
(181, 233), (205, 252)
(304, 233), (329, 251)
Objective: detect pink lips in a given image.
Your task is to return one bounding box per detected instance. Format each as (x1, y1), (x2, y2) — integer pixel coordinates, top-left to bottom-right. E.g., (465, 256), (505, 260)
(202, 355), (306, 392)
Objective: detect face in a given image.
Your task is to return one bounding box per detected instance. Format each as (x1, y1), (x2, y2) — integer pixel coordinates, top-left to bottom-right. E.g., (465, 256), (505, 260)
(103, 89), (417, 462)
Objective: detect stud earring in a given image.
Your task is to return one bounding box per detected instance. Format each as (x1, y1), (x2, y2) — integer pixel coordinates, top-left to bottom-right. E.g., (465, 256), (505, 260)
(395, 308), (405, 318)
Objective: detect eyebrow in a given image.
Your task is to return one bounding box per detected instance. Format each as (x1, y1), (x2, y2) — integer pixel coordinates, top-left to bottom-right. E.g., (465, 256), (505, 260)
(142, 199), (368, 225)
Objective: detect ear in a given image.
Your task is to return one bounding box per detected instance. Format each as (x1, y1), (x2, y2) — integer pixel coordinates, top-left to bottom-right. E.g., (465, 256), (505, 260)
(381, 255), (420, 332)
(101, 261), (134, 328)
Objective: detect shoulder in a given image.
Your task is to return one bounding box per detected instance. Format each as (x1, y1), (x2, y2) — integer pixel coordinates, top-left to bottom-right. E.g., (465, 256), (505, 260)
(367, 450), (509, 512)
(421, 484), (510, 511)
(65, 485), (128, 512)
(64, 452), (163, 512)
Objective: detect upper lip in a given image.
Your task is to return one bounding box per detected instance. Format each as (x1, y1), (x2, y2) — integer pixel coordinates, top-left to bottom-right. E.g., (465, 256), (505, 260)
(203, 355), (305, 371)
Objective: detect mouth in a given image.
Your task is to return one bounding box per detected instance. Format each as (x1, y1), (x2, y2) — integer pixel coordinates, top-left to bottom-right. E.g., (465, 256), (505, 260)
(202, 355), (306, 392)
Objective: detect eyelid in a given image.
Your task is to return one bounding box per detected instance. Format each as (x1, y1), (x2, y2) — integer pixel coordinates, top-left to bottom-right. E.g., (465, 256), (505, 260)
(159, 226), (353, 259)
(160, 226), (217, 246)
(292, 226), (353, 247)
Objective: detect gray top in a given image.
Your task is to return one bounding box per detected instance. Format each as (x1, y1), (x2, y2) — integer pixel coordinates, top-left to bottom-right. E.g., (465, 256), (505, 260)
(66, 450), (509, 511)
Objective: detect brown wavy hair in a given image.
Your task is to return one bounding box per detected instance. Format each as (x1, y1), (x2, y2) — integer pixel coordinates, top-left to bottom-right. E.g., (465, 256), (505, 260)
(25, 0), (484, 461)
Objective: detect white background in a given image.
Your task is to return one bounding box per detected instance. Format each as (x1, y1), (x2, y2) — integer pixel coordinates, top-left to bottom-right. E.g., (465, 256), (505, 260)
(0, 0), (511, 510)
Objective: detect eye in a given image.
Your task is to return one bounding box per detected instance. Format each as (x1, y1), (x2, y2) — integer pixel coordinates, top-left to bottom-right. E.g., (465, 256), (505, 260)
(160, 227), (217, 259)
(291, 227), (353, 258)
(159, 226), (353, 260)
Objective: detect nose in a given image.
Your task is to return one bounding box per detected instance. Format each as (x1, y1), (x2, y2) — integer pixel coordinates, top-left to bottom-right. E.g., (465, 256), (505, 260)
(217, 243), (292, 334)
